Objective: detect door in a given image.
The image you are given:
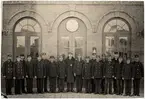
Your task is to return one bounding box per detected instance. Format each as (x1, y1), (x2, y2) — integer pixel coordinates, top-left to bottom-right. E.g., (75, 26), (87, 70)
(58, 18), (87, 58)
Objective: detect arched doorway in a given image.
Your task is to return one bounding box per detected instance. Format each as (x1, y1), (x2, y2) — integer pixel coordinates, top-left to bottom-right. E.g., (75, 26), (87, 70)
(103, 18), (131, 56)
(58, 17), (87, 58)
(13, 17), (42, 59)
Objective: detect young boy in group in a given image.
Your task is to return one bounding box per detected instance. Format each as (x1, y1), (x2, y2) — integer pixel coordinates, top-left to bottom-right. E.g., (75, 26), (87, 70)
(57, 55), (66, 92)
(49, 56), (58, 93)
(114, 57), (124, 95)
(82, 56), (92, 93)
(74, 54), (83, 93)
(25, 55), (34, 93)
(122, 58), (132, 96)
(92, 55), (103, 94)
(104, 55), (114, 94)
(2, 55), (14, 95)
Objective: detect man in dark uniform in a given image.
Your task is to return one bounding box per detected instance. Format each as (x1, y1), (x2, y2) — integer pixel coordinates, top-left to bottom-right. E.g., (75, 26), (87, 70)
(90, 54), (96, 93)
(14, 56), (25, 94)
(49, 56), (58, 93)
(132, 55), (144, 96)
(82, 56), (92, 93)
(92, 55), (103, 94)
(104, 55), (114, 94)
(112, 52), (119, 94)
(35, 55), (46, 93)
(57, 55), (66, 92)
(20, 54), (26, 93)
(100, 54), (106, 94)
(25, 55), (34, 93)
(122, 58), (132, 96)
(114, 57), (124, 95)
(2, 55), (14, 95)
(74, 54), (83, 93)
(41, 53), (49, 92)
(65, 52), (75, 92)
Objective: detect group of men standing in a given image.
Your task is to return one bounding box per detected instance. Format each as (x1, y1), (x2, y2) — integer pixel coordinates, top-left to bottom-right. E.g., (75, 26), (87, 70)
(2, 52), (144, 96)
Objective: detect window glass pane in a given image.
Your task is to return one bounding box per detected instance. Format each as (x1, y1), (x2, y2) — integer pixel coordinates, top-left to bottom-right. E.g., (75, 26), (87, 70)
(105, 36), (114, 54)
(34, 23), (41, 32)
(15, 24), (22, 32)
(75, 37), (83, 48)
(16, 36), (25, 56)
(104, 19), (129, 33)
(59, 37), (69, 56)
(30, 36), (39, 58)
(22, 25), (35, 32)
(119, 37), (128, 53)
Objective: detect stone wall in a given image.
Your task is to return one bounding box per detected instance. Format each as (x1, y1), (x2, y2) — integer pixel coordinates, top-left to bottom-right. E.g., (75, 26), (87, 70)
(2, 1), (144, 62)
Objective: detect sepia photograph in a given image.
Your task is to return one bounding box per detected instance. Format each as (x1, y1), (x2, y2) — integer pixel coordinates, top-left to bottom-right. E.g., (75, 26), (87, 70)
(1, 0), (144, 98)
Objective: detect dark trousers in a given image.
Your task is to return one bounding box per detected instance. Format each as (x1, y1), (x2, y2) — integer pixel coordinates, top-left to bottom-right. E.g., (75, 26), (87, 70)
(44, 77), (48, 92)
(67, 83), (74, 92)
(105, 78), (113, 94)
(76, 75), (82, 92)
(22, 79), (26, 93)
(58, 78), (65, 92)
(49, 77), (57, 93)
(15, 79), (23, 94)
(26, 78), (33, 93)
(116, 79), (123, 95)
(5, 79), (13, 95)
(84, 79), (91, 93)
(101, 78), (105, 93)
(124, 79), (131, 95)
(91, 79), (95, 92)
(37, 78), (43, 93)
(94, 78), (101, 94)
(113, 78), (117, 94)
(133, 78), (141, 95)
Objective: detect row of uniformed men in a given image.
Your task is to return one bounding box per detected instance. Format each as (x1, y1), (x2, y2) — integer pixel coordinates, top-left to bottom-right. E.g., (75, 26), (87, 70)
(2, 52), (144, 96)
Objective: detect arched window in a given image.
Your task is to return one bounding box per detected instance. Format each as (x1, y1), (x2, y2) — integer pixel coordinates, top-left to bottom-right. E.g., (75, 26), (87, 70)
(14, 18), (41, 58)
(103, 18), (131, 56)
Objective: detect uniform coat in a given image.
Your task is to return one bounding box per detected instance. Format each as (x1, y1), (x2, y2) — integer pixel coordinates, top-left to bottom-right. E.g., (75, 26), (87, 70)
(35, 60), (46, 93)
(122, 63), (132, 95)
(2, 60), (14, 95)
(115, 61), (124, 95)
(74, 60), (84, 92)
(26, 60), (34, 93)
(104, 61), (114, 78)
(132, 61), (144, 96)
(42, 59), (50, 92)
(65, 57), (75, 83)
(49, 61), (58, 93)
(92, 61), (103, 94)
(57, 60), (66, 92)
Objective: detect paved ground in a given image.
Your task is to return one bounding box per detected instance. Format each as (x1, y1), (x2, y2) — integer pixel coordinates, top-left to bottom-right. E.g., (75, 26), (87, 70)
(4, 88), (144, 98)
(7, 92), (144, 98)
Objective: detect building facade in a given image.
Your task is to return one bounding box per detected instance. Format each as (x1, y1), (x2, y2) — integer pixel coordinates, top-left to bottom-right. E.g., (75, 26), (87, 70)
(2, 1), (144, 62)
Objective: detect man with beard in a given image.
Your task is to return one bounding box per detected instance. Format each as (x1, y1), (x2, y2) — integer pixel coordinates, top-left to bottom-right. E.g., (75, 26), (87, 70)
(2, 55), (14, 95)
(65, 52), (75, 92)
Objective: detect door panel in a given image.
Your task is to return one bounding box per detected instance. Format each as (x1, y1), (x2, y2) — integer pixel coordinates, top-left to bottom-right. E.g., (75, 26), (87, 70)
(16, 36), (25, 57)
